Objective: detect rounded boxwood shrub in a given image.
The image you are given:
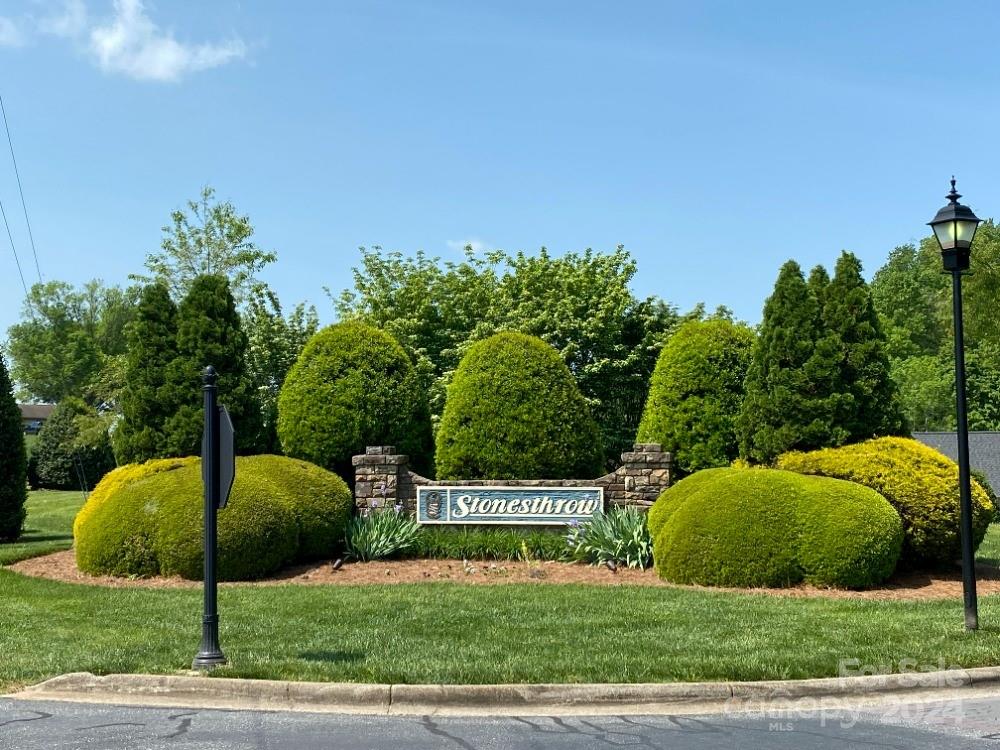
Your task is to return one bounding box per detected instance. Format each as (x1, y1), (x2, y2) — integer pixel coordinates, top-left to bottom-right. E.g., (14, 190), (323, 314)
(646, 467), (730, 542)
(435, 332), (603, 480)
(776, 437), (995, 567)
(277, 322), (432, 477)
(651, 467), (903, 588)
(74, 455), (352, 580)
(74, 457), (196, 577)
(637, 319), (755, 474)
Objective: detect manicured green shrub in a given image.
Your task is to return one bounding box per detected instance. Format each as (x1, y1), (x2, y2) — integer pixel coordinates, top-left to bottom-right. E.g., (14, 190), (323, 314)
(566, 506), (653, 568)
(412, 526), (569, 561)
(74, 455), (352, 580)
(435, 332), (603, 480)
(154, 463), (299, 580)
(32, 399), (115, 491)
(247, 455), (353, 561)
(972, 469), (998, 511)
(277, 322), (432, 478)
(651, 467), (903, 588)
(0, 354), (26, 540)
(344, 508), (421, 562)
(646, 467), (730, 542)
(74, 457), (197, 577)
(636, 319), (755, 473)
(777, 437), (995, 567)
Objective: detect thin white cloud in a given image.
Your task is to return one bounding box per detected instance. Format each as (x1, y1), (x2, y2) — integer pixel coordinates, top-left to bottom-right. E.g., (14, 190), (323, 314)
(446, 238), (491, 253)
(0, 16), (25, 47)
(88, 0), (245, 82)
(38, 0), (88, 39)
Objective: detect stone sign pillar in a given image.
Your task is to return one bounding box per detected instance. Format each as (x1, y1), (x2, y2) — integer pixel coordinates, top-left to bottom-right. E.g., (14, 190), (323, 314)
(619, 443), (672, 509)
(352, 443), (672, 516)
(351, 446), (410, 512)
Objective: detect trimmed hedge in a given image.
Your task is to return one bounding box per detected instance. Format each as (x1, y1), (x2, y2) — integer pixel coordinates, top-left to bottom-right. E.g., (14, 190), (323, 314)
(74, 455), (352, 581)
(637, 319), (755, 474)
(435, 332), (603, 480)
(277, 322), (432, 477)
(413, 526), (569, 561)
(651, 467), (903, 588)
(777, 437), (995, 567)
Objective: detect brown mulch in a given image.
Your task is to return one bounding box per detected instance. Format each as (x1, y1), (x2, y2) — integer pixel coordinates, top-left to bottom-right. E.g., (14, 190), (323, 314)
(9, 549), (1000, 601)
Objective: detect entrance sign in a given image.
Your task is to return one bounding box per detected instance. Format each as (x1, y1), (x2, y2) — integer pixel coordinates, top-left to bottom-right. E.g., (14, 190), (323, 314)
(416, 486), (604, 525)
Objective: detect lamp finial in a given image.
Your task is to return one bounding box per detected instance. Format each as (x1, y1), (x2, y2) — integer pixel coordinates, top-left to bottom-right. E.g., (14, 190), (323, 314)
(948, 177), (961, 205)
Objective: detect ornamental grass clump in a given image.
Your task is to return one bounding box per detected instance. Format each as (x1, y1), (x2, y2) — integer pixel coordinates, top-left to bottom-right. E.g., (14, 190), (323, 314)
(344, 503), (421, 562)
(566, 506), (653, 569)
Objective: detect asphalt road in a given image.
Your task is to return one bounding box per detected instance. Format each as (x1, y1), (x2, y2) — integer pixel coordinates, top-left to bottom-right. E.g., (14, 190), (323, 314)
(5, 693), (1000, 749)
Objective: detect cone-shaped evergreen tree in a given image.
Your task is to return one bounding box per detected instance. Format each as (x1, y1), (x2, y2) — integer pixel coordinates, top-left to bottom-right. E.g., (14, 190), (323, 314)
(163, 274), (262, 456)
(821, 251), (907, 440)
(737, 261), (848, 463)
(0, 352), (26, 540)
(807, 264), (830, 309)
(113, 283), (181, 463)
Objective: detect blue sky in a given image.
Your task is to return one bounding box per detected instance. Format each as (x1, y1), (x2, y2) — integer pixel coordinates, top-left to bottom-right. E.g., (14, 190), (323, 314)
(0, 0), (997, 336)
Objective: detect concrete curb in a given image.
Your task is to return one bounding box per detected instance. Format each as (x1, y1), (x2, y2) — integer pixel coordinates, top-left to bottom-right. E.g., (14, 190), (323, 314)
(9, 667), (1000, 716)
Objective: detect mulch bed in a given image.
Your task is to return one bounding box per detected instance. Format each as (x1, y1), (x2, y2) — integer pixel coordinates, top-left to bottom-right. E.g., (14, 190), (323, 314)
(10, 549), (1000, 601)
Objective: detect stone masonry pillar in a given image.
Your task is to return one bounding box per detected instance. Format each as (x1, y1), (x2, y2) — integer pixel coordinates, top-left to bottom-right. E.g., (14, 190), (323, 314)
(351, 446), (410, 512)
(619, 443), (672, 509)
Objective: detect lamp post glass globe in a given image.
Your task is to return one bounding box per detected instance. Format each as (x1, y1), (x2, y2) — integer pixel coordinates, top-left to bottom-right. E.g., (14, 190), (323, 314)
(928, 178), (982, 271)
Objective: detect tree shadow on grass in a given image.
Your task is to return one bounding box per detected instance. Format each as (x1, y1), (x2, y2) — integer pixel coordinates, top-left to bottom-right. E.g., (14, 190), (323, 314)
(297, 650), (365, 665)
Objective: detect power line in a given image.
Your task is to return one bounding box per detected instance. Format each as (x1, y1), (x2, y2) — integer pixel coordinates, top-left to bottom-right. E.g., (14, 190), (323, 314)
(0, 94), (42, 284)
(0, 197), (32, 315)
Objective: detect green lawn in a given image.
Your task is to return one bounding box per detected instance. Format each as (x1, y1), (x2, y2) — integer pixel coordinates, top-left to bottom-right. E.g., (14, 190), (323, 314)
(977, 524), (1000, 566)
(2, 498), (1000, 692)
(0, 490), (84, 565)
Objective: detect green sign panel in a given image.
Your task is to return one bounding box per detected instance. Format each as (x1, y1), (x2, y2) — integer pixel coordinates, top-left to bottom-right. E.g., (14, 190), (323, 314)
(416, 487), (603, 525)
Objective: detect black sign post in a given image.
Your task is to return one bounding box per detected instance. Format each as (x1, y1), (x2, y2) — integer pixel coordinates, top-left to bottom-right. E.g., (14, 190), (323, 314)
(193, 366), (228, 670)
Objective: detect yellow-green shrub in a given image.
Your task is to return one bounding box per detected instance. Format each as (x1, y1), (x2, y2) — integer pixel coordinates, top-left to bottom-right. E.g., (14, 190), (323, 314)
(74, 455), (352, 580)
(74, 457), (197, 576)
(651, 467), (903, 588)
(777, 437), (995, 567)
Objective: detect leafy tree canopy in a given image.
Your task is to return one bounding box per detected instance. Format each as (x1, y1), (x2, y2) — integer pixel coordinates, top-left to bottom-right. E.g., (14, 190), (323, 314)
(871, 221), (1000, 430)
(6, 280), (138, 403)
(132, 186), (276, 305)
(334, 244), (680, 467)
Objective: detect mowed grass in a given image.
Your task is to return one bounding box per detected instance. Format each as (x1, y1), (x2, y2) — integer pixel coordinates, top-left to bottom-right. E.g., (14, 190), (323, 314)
(3, 571), (1000, 692)
(976, 524), (1000, 566)
(0, 490), (85, 565)
(2, 495), (1000, 691)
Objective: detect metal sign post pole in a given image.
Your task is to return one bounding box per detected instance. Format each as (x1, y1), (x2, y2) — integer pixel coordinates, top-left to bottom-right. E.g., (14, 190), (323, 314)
(193, 366), (227, 669)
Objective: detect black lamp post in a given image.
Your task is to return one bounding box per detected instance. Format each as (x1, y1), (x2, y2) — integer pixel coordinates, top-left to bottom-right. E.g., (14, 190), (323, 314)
(928, 177), (982, 631)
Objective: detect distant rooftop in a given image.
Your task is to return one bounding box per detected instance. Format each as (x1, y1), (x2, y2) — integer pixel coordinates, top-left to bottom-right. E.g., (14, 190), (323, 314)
(17, 403), (55, 421)
(913, 432), (1000, 492)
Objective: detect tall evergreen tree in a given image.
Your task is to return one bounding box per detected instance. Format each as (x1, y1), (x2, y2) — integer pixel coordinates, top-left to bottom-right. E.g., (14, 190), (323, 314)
(807, 265), (830, 310)
(737, 261), (847, 463)
(821, 251), (907, 440)
(0, 352), (26, 540)
(162, 275), (261, 456)
(113, 283), (181, 463)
